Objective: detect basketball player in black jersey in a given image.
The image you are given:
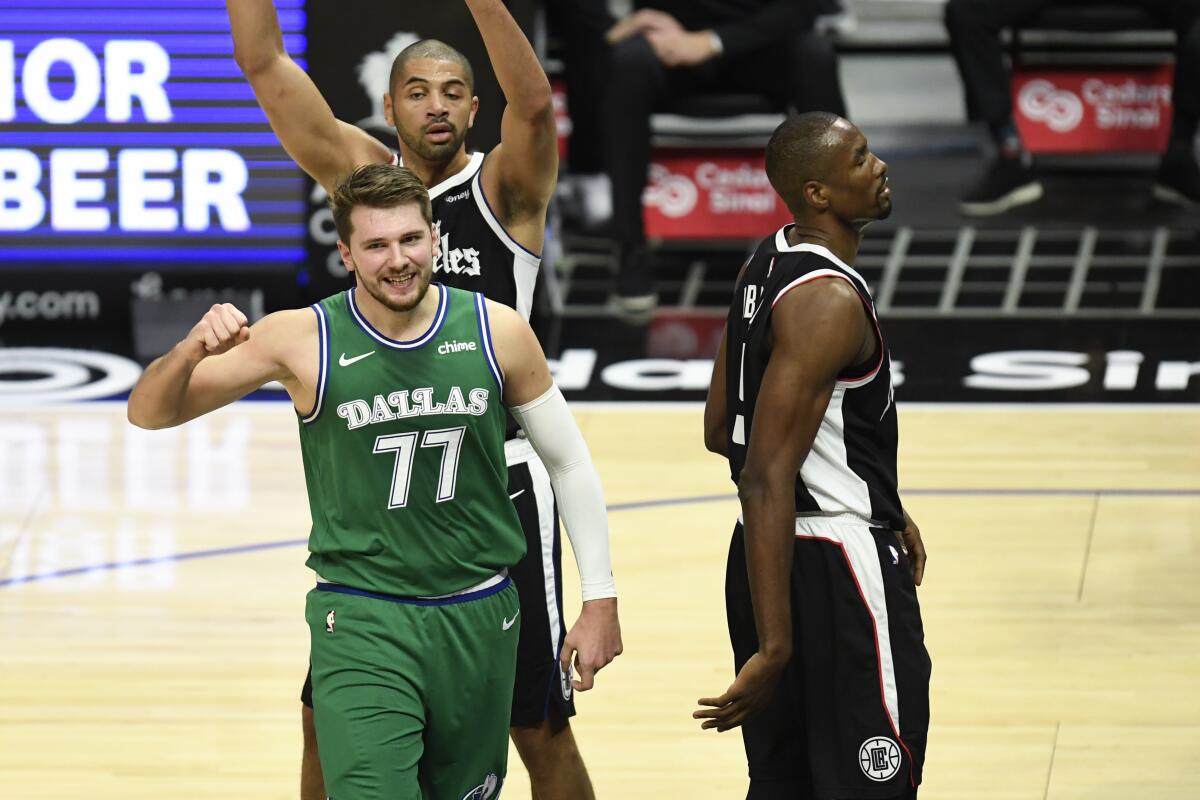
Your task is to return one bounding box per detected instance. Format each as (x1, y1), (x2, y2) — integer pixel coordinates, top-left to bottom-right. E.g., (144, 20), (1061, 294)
(697, 112), (931, 799)
(224, 1), (622, 797)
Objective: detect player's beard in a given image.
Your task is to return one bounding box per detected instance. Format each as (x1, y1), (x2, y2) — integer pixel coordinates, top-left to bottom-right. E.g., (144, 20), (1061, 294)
(395, 116), (468, 163)
(876, 193), (893, 220)
(875, 178), (893, 220)
(362, 269), (432, 313)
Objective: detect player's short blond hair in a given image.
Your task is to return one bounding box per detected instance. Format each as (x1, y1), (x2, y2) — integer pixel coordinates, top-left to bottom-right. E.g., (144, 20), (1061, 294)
(329, 163), (433, 243)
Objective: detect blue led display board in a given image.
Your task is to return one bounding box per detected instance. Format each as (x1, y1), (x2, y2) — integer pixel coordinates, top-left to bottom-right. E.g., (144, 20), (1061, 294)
(0, 0), (306, 268)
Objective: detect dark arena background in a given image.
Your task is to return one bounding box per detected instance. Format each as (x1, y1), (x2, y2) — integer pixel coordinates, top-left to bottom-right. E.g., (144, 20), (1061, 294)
(2, 1), (1198, 797)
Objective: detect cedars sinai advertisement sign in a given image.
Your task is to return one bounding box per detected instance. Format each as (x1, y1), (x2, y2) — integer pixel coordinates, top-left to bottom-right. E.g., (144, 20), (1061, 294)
(1012, 65), (1174, 153)
(641, 151), (792, 240)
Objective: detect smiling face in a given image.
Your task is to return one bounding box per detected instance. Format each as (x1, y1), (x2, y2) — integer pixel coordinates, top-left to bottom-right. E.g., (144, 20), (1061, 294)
(384, 56), (478, 164)
(337, 202), (438, 313)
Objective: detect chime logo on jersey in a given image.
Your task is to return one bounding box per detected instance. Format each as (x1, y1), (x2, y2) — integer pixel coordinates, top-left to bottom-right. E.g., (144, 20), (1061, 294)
(859, 736), (901, 781)
(438, 339), (478, 355)
(434, 222), (482, 277)
(336, 386), (491, 430)
(461, 772), (499, 800)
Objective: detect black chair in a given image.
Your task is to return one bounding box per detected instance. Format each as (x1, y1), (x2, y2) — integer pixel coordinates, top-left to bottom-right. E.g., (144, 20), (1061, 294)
(651, 94), (789, 148)
(1024, 2), (1158, 32)
(1010, 2), (1174, 65)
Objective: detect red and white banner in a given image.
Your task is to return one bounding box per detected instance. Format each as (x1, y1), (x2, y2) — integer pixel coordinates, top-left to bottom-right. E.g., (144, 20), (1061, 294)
(1012, 65), (1174, 153)
(642, 151), (792, 240)
(550, 85), (789, 240)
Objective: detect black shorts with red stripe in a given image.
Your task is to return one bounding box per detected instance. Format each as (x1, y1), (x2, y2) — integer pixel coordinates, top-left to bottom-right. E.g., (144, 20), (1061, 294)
(725, 517), (931, 800)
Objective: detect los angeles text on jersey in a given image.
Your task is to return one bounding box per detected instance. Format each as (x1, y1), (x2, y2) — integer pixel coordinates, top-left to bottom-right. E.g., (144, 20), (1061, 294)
(336, 386), (490, 430)
(434, 222), (483, 277)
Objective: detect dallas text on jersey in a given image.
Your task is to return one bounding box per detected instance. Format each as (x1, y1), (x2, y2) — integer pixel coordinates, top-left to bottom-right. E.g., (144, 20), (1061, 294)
(336, 386), (491, 430)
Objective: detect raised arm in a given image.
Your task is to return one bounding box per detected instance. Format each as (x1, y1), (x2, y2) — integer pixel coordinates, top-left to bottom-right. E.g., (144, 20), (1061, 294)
(127, 304), (314, 430)
(468, 0), (558, 245)
(696, 278), (870, 732)
(226, 0), (391, 190)
(488, 300), (623, 691)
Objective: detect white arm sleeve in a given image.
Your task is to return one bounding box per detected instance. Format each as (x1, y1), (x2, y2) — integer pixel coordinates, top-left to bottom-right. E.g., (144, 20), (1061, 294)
(510, 384), (617, 601)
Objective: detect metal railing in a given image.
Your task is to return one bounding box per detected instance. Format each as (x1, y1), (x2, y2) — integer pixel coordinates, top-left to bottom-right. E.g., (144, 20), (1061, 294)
(546, 226), (1200, 319)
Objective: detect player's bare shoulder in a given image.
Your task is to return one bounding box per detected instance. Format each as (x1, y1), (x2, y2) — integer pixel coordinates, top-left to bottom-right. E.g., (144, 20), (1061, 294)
(481, 297), (549, 405)
(770, 272), (873, 372)
(250, 306), (321, 394)
(482, 297), (538, 350)
(252, 306), (317, 340)
(773, 271), (866, 327)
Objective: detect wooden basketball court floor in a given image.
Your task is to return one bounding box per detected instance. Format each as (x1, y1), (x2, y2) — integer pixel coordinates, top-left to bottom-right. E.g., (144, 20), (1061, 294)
(1, 402), (1197, 799)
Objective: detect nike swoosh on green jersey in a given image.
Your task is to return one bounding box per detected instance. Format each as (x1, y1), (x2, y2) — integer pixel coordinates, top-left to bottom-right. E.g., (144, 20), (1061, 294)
(339, 350), (376, 367)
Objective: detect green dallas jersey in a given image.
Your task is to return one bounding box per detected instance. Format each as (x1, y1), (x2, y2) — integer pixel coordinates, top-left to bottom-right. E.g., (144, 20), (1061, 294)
(297, 283), (525, 597)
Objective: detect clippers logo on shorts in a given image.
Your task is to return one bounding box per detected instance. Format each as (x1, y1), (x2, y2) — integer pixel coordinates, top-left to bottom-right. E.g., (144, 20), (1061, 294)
(461, 772), (500, 800)
(560, 663), (573, 702)
(326, 610), (336, 633)
(859, 736), (901, 782)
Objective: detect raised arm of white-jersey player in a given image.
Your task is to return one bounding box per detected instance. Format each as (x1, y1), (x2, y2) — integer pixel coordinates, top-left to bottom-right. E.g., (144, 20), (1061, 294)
(128, 306), (316, 430)
(697, 278), (870, 732)
(704, 324), (729, 456)
(226, 0), (392, 191)
(488, 299), (622, 690)
(468, 0), (559, 253)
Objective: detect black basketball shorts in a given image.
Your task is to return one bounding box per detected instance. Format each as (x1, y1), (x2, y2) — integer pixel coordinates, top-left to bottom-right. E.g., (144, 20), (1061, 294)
(725, 516), (931, 799)
(301, 437), (574, 728)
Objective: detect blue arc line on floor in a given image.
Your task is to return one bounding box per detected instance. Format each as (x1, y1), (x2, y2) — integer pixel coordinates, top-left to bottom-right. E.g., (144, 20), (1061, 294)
(0, 538), (308, 588)
(2, 487), (1198, 588)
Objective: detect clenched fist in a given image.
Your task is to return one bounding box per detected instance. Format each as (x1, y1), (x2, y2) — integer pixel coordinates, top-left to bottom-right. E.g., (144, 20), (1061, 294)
(189, 303), (250, 357)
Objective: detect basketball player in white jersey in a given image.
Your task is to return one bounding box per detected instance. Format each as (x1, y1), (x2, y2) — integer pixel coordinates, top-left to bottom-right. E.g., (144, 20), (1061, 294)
(224, 1), (620, 796)
(698, 112), (931, 799)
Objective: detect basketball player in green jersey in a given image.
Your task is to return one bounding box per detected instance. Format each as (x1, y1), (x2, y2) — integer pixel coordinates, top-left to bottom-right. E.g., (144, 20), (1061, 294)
(226, 3), (613, 793)
(127, 164), (620, 800)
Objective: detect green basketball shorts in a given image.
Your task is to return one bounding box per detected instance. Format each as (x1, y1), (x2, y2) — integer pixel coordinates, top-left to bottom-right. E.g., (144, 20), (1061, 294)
(305, 576), (520, 800)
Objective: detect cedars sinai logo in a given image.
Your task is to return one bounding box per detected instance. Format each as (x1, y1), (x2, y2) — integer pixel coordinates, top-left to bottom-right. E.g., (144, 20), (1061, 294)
(1020, 76), (1173, 133)
(1018, 79), (1085, 132)
(643, 164), (699, 218)
(644, 160), (780, 220)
